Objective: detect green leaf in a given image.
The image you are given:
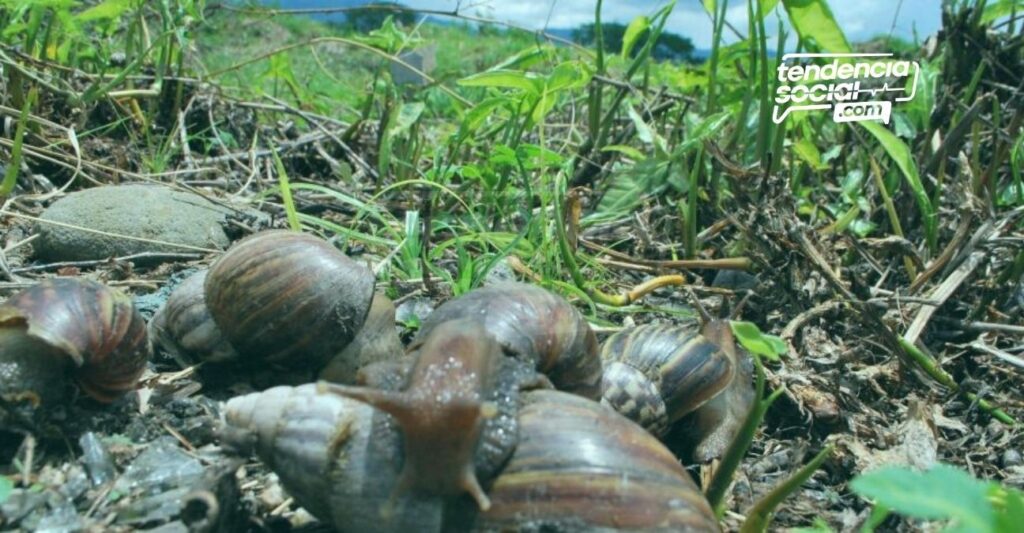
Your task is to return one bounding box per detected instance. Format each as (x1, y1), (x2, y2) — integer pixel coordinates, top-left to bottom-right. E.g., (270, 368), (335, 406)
(457, 70), (540, 95)
(982, 0), (1024, 24)
(0, 476), (13, 504)
(858, 121), (936, 250)
(621, 15), (650, 59)
(601, 144), (646, 160)
(270, 148), (301, 232)
(759, 0), (782, 18)
(781, 0), (851, 53)
(997, 488), (1024, 532)
(851, 465), (996, 533)
(793, 139), (825, 170)
(77, 0), (137, 21)
(702, 0), (716, 14)
(387, 102), (425, 137)
(673, 111), (731, 155)
(730, 321), (787, 360)
(546, 61), (592, 93)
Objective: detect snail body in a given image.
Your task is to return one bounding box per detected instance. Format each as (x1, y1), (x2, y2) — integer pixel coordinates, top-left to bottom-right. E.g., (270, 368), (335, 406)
(149, 231), (402, 383)
(0, 278), (150, 404)
(320, 318), (503, 511)
(599, 320), (754, 461)
(413, 282), (602, 399)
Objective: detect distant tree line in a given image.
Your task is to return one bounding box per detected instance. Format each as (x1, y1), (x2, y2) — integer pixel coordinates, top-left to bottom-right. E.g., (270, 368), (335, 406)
(572, 23), (695, 63)
(337, 3), (696, 63)
(339, 2), (417, 33)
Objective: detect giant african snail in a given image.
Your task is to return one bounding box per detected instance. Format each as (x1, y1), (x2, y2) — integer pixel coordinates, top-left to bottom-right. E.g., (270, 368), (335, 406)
(148, 230), (403, 383)
(0, 278), (151, 406)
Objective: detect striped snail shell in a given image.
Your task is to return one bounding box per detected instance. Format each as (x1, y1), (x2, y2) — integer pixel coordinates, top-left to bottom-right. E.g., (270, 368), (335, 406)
(413, 282), (602, 399)
(0, 278), (151, 404)
(221, 384), (445, 532)
(148, 270), (238, 365)
(223, 386), (720, 532)
(456, 389), (721, 532)
(149, 230), (402, 384)
(205, 230), (374, 369)
(599, 319), (754, 461)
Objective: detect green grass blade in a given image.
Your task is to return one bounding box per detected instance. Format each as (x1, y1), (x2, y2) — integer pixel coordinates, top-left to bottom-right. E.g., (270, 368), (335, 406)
(858, 121), (936, 251)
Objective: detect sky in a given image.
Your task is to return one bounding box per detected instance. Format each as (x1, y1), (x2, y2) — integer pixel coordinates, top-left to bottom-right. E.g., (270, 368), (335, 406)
(386, 0), (944, 48)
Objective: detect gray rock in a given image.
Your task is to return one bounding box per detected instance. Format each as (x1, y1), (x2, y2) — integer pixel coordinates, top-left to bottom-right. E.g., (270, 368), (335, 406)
(35, 184), (232, 262)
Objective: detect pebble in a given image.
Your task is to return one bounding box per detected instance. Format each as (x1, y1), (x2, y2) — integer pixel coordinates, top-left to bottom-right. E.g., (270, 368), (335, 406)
(1003, 449), (1022, 468)
(34, 184), (233, 262)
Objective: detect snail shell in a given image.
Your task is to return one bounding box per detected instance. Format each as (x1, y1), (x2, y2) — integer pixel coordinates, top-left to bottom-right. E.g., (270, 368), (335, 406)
(148, 270), (238, 365)
(223, 386), (720, 532)
(221, 384), (444, 532)
(459, 390), (721, 532)
(413, 282), (602, 399)
(599, 320), (754, 462)
(0, 278), (150, 404)
(150, 231), (401, 383)
(205, 230), (375, 369)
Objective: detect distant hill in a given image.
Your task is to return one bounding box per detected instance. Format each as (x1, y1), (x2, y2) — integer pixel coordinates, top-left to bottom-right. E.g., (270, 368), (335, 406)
(255, 1), (712, 60)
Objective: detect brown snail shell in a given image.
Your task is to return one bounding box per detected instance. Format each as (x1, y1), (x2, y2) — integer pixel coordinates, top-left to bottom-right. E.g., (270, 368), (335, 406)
(151, 231), (401, 383)
(460, 390), (721, 532)
(599, 320), (754, 462)
(148, 270), (238, 365)
(223, 386), (720, 532)
(205, 230), (375, 369)
(0, 278), (150, 404)
(413, 282), (602, 399)
(221, 384), (444, 532)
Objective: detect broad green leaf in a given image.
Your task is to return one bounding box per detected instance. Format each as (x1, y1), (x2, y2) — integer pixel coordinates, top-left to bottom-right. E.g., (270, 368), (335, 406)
(0, 476), (12, 504)
(781, 0), (851, 53)
(858, 121), (936, 249)
(387, 102), (425, 137)
(77, 0), (137, 21)
(489, 46), (548, 71)
(982, 0), (1023, 24)
(594, 157), (672, 218)
(997, 488), (1024, 532)
(760, 0), (782, 18)
(461, 97), (510, 133)
(673, 111), (731, 155)
(730, 321), (787, 360)
(851, 465), (996, 533)
(546, 61), (591, 93)
(458, 70), (540, 95)
(621, 16), (650, 59)
(702, 0), (716, 14)
(793, 139), (825, 170)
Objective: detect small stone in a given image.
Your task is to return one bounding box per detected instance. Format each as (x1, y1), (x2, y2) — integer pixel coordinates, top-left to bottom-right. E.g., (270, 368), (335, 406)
(79, 431), (116, 485)
(482, 258), (517, 287)
(35, 184), (233, 262)
(395, 298), (435, 327)
(113, 437), (204, 496)
(1003, 449), (1022, 468)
